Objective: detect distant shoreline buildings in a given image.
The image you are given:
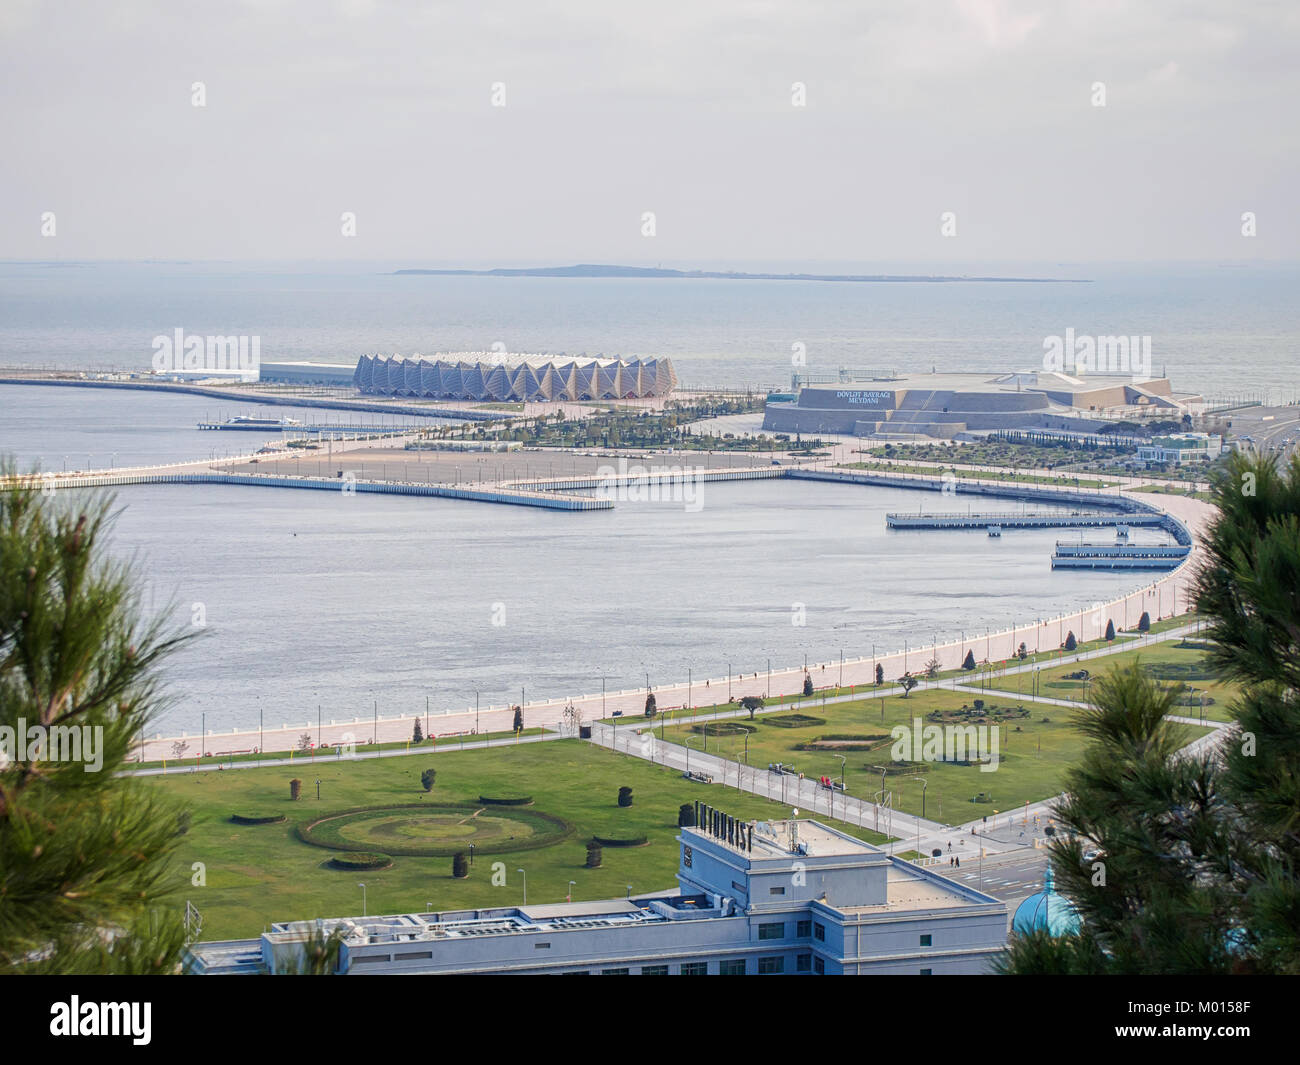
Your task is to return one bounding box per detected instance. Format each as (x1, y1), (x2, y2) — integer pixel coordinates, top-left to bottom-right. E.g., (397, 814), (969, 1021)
(764, 370), (1204, 440)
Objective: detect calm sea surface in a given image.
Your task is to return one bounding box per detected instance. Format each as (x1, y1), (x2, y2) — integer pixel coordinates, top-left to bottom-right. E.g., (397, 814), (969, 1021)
(0, 260), (1287, 734)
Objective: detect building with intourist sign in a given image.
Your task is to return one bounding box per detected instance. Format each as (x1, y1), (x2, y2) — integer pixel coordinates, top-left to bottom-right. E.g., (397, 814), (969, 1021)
(187, 810), (1006, 975)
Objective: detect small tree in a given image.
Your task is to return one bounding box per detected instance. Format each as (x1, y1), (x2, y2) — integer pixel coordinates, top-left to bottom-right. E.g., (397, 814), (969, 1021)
(962, 649), (977, 671)
(1017, 642), (1028, 660)
(802, 673), (814, 697)
(512, 705), (523, 732)
(298, 732), (312, 752)
(452, 852), (469, 879)
(739, 695), (764, 719)
(923, 657), (940, 679)
(1064, 631), (1078, 651)
(678, 803), (695, 827)
(170, 740), (189, 761)
(413, 719), (424, 743)
(290, 778), (302, 800)
(1138, 611), (1151, 632)
(899, 674), (918, 698)
(617, 786), (634, 807)
(875, 663), (884, 686)
(644, 692), (657, 717)
(1104, 619), (1116, 642)
(420, 768), (436, 792)
(586, 841), (603, 868)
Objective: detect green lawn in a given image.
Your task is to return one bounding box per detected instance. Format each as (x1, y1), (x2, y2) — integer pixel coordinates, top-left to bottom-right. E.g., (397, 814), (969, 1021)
(148, 740), (890, 941)
(659, 688), (1163, 827)
(983, 639), (1237, 723)
(136, 727), (547, 770)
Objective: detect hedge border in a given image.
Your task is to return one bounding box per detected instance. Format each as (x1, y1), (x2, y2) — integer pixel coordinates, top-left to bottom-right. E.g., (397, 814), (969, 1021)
(763, 714), (828, 728)
(477, 796), (534, 806)
(297, 802), (571, 858)
(327, 852), (393, 871)
(590, 835), (649, 847)
(229, 814), (287, 826)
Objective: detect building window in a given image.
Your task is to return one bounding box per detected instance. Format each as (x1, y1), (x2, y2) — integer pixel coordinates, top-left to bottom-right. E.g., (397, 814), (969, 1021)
(535, 942), (551, 949)
(719, 959), (746, 976)
(563, 971), (589, 975)
(758, 956), (785, 975)
(679, 962), (708, 975)
(920, 968), (933, 975)
(796, 920), (812, 938)
(640, 965), (669, 976)
(919, 934), (932, 947)
(813, 922), (825, 942)
(601, 968), (630, 976)
(797, 954), (812, 973)
(769, 886), (786, 896)
(813, 957), (825, 975)
(758, 922), (784, 940)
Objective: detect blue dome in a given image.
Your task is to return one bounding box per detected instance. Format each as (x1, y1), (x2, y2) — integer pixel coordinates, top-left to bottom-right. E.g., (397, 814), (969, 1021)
(1012, 867), (1080, 937)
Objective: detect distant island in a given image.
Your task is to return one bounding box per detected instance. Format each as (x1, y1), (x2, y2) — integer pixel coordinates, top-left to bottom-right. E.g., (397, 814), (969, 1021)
(393, 264), (1088, 283)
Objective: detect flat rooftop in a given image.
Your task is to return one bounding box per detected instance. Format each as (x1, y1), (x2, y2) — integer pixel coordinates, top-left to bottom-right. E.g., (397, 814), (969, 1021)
(838, 865), (984, 915)
(691, 818), (882, 860)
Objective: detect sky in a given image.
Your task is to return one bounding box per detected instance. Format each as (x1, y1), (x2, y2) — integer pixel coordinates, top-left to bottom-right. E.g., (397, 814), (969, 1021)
(0, 0), (1296, 265)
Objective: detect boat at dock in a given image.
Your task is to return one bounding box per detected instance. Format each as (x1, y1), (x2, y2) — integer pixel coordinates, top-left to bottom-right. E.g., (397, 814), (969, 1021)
(199, 416), (306, 431)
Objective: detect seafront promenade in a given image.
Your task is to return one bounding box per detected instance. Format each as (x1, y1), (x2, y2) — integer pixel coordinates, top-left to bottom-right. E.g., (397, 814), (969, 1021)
(0, 430), (1211, 763)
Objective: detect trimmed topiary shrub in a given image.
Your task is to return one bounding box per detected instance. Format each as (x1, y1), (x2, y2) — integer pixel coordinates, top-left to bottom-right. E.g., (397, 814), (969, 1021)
(586, 841), (603, 868)
(617, 786), (633, 808)
(962, 650), (977, 670)
(290, 778), (302, 801)
(229, 814), (287, 826)
(1138, 611), (1151, 632)
(678, 803), (695, 827)
(452, 852), (469, 879)
(327, 852), (392, 871)
(1064, 631), (1078, 651)
(421, 768), (436, 792)
(802, 673), (814, 697)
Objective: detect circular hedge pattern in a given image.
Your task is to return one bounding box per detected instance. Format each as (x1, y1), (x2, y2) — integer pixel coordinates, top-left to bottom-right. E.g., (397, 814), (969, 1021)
(229, 814), (287, 826)
(298, 803), (572, 858)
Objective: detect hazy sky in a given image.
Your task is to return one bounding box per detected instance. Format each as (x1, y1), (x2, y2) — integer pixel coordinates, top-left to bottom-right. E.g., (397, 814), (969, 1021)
(1, 0), (1296, 264)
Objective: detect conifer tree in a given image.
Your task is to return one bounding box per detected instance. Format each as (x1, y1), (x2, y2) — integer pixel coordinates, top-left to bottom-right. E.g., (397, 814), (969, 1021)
(0, 476), (193, 973)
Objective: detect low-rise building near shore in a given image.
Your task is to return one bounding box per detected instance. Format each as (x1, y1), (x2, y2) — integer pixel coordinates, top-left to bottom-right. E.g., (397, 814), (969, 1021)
(764, 371), (1202, 440)
(186, 813), (1005, 975)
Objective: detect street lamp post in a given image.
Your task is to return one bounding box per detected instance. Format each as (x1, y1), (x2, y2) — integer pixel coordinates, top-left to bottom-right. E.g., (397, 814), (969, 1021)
(518, 869), (527, 906)
(359, 883), (367, 917)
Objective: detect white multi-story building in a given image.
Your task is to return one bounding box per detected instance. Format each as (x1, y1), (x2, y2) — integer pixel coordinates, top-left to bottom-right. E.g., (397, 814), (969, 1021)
(187, 810), (1006, 975)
